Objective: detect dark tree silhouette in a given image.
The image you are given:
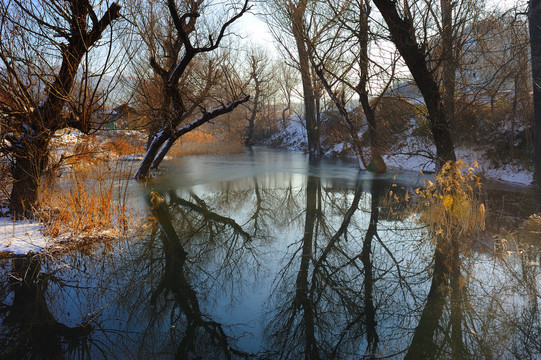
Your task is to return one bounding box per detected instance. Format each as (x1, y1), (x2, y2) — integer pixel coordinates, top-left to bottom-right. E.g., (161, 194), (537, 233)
(0, 0), (122, 216)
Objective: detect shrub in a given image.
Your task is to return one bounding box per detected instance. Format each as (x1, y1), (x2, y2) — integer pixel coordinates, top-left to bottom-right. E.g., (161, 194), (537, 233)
(372, 96), (417, 152)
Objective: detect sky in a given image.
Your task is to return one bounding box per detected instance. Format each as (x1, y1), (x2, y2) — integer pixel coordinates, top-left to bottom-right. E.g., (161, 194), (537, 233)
(233, 11), (279, 56)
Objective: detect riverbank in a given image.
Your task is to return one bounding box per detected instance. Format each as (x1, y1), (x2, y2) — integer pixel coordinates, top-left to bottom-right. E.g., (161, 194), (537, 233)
(264, 117), (535, 186)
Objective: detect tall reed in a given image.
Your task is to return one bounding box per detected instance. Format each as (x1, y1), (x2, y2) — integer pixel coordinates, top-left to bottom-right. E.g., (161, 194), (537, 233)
(415, 159), (486, 241)
(39, 160), (135, 239)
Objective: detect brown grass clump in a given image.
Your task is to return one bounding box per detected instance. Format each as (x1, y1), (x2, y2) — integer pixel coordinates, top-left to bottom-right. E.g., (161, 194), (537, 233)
(414, 159), (486, 240)
(101, 136), (145, 158)
(52, 130), (145, 166)
(38, 160), (137, 240)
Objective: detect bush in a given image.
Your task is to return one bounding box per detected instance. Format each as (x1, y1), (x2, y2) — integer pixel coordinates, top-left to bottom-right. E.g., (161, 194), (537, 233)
(414, 160), (486, 240)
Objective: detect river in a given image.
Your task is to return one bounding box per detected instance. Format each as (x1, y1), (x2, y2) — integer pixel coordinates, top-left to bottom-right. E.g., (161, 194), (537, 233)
(1, 148), (540, 359)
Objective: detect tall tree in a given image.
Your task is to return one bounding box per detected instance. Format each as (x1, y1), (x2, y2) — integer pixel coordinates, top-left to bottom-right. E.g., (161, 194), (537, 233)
(290, 0), (321, 159)
(372, 0), (456, 166)
(242, 47), (275, 146)
(530, 0), (541, 187)
(266, 0), (322, 159)
(0, 0), (122, 216)
(130, 0), (251, 180)
(440, 0), (455, 126)
(308, 0), (396, 172)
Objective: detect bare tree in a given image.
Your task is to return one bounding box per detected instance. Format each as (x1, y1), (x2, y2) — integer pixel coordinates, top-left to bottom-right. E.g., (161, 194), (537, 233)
(128, 0), (251, 180)
(265, 0), (322, 159)
(242, 47), (275, 146)
(0, 0), (122, 216)
(278, 61), (299, 129)
(306, 0), (398, 172)
(372, 0), (456, 166)
(530, 0), (541, 187)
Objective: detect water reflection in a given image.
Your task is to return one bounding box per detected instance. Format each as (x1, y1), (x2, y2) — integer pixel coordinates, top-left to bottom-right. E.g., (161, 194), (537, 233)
(0, 256), (92, 358)
(0, 149), (540, 359)
(146, 191), (254, 359)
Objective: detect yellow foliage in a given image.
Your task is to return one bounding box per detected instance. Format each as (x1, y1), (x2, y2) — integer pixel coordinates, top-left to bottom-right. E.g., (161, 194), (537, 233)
(442, 194), (454, 209)
(412, 159), (486, 241)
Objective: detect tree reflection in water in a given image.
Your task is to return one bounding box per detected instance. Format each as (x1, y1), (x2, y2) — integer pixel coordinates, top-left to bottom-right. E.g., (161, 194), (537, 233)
(264, 175), (410, 359)
(0, 159), (540, 359)
(145, 190), (257, 359)
(0, 256), (92, 359)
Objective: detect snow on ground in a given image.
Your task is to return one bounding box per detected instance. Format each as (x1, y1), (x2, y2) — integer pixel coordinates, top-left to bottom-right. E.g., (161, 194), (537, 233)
(0, 219), (49, 256)
(268, 118), (535, 186)
(1, 121), (535, 257)
(267, 117), (307, 151)
(456, 148), (532, 185)
(479, 162), (533, 185)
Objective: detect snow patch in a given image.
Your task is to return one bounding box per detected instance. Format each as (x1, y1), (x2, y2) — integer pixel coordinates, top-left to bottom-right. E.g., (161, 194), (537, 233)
(481, 163), (533, 185)
(268, 117), (534, 186)
(119, 154), (144, 161)
(265, 117), (307, 151)
(0, 220), (48, 255)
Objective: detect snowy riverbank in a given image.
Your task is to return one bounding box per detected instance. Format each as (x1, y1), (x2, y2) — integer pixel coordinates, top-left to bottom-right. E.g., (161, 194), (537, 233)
(266, 117), (535, 186)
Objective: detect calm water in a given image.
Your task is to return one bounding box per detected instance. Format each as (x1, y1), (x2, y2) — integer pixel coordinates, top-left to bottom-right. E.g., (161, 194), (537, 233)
(1, 148), (540, 359)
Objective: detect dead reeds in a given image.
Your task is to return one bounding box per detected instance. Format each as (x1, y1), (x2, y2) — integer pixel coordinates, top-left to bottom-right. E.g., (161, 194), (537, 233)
(414, 160), (486, 240)
(38, 154), (138, 241)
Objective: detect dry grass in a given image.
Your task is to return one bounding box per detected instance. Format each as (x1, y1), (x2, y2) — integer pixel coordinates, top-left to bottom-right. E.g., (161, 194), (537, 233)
(414, 160), (486, 240)
(101, 135), (145, 158)
(51, 130), (145, 166)
(387, 160), (486, 245)
(38, 159), (137, 240)
(169, 130), (244, 157)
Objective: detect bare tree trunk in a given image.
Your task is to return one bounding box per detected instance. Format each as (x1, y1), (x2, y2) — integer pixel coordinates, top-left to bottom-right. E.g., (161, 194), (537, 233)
(314, 67), (368, 168)
(530, 0), (541, 188)
(135, 96), (249, 180)
(441, 0), (456, 126)
(356, 0), (386, 173)
(1, 1), (122, 216)
(10, 137), (49, 217)
(245, 77), (261, 146)
(372, 0), (456, 166)
(135, 130), (171, 180)
(291, 3), (321, 159)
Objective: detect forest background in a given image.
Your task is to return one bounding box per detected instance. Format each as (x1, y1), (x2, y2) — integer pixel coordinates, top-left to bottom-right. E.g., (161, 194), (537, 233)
(0, 0), (539, 220)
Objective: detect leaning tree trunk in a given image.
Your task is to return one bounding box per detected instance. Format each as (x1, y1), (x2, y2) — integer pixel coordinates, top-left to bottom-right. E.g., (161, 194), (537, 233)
(529, 0), (541, 188)
(134, 96), (250, 180)
(134, 130), (171, 180)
